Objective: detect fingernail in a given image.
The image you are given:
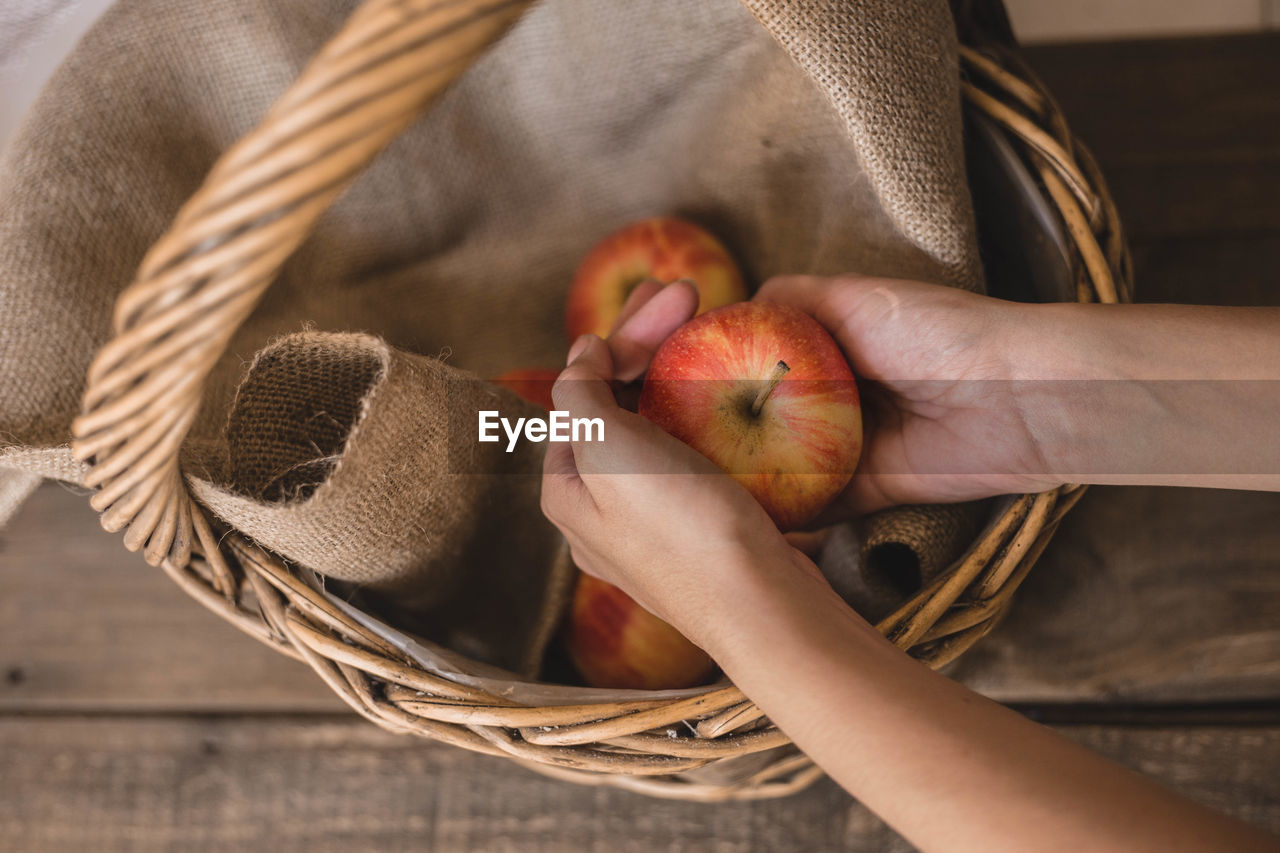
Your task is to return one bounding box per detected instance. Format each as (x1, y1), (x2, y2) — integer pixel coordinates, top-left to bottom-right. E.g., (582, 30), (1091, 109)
(567, 334), (594, 364)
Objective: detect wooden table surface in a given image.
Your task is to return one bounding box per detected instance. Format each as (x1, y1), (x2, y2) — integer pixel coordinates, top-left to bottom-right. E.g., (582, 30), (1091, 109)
(3, 33), (1279, 852)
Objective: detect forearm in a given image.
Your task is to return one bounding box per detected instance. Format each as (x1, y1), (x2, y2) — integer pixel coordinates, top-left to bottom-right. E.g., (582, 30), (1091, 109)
(706, 557), (1274, 853)
(1011, 304), (1280, 489)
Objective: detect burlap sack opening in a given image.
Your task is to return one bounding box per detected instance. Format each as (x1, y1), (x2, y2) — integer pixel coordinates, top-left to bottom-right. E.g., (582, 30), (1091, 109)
(822, 502), (992, 623)
(188, 332), (571, 677)
(223, 334), (386, 505)
(1, 0), (989, 681)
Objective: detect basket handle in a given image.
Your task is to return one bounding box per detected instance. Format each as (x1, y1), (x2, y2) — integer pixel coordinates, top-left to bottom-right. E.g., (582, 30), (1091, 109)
(70, 0), (533, 569)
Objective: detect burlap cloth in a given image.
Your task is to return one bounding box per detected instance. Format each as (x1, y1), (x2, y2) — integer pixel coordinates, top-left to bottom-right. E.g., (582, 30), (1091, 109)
(0, 0), (985, 674)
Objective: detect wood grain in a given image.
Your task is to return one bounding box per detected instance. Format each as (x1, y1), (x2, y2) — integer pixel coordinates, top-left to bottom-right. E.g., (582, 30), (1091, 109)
(952, 486), (1280, 702)
(0, 484), (342, 712)
(1, 717), (1277, 852)
(0, 717), (873, 852)
(1131, 234), (1280, 306)
(1100, 163), (1280, 242)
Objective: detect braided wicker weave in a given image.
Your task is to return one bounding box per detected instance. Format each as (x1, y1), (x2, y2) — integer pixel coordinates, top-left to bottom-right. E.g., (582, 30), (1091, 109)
(70, 0), (1132, 800)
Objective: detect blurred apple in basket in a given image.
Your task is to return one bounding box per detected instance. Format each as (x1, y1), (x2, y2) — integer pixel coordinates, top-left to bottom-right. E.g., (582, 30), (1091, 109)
(566, 572), (715, 690)
(565, 217), (746, 340)
(493, 366), (559, 410)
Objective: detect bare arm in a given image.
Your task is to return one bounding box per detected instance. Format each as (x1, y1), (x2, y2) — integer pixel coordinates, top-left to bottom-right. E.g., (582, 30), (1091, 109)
(1010, 301), (1280, 492)
(541, 278), (1280, 852)
(704, 553), (1276, 853)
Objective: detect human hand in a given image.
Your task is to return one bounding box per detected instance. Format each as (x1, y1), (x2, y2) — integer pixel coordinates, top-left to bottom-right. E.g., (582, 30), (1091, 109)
(540, 282), (820, 651)
(755, 275), (1062, 517)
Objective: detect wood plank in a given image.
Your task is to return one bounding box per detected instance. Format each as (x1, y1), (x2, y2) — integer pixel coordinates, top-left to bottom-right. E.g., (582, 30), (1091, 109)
(0, 717), (1276, 851)
(1131, 233), (1280, 305)
(0, 484), (343, 713)
(953, 486), (1280, 703)
(0, 717), (872, 852)
(1023, 34), (1280, 241)
(1106, 163), (1280, 242)
(1024, 35), (1280, 166)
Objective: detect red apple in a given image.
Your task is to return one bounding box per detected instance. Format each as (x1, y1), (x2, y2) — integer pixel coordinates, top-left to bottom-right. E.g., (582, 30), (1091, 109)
(566, 572), (714, 690)
(566, 217), (746, 340)
(639, 302), (862, 530)
(493, 367), (559, 410)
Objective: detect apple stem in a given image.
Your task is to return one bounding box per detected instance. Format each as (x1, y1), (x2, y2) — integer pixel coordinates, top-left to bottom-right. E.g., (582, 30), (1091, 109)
(750, 360), (791, 416)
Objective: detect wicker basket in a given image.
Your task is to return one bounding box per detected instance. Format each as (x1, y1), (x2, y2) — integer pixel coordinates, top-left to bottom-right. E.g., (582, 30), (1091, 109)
(70, 0), (1132, 801)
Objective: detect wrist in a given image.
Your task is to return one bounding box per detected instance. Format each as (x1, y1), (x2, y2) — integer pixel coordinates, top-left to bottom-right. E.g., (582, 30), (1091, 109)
(684, 544), (790, 661)
(699, 545), (883, 676)
(996, 303), (1121, 483)
(995, 302), (1262, 485)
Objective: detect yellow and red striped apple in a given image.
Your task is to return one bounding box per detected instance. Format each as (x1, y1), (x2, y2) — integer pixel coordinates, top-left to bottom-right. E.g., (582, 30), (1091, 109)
(639, 302), (862, 530)
(566, 572), (714, 690)
(566, 217), (746, 340)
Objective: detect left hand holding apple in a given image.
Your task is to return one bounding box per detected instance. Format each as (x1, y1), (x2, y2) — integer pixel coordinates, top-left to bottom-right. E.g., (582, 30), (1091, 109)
(541, 283), (821, 654)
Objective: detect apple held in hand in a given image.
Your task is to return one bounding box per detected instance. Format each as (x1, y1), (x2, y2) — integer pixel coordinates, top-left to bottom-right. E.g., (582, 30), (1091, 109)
(493, 366), (559, 410)
(566, 217), (746, 340)
(567, 572), (714, 690)
(639, 302), (862, 530)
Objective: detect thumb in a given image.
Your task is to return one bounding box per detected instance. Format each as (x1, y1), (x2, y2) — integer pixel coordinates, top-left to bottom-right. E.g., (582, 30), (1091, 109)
(555, 334), (617, 418)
